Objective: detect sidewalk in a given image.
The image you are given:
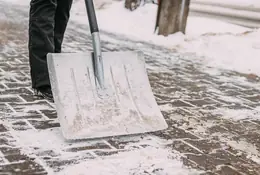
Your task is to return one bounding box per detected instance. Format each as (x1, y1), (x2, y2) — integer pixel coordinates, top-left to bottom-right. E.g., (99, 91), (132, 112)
(1, 1), (260, 174)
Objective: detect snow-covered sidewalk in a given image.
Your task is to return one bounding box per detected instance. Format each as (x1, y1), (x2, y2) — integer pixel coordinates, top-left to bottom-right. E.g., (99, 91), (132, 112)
(1, 0), (260, 174)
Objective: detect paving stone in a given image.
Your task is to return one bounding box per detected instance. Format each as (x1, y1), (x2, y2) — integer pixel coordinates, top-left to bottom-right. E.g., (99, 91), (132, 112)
(0, 63), (12, 71)
(19, 94), (43, 102)
(0, 133), (16, 146)
(94, 150), (127, 156)
(0, 124), (8, 132)
(0, 84), (6, 89)
(171, 100), (194, 107)
(181, 157), (202, 171)
(28, 120), (60, 130)
(5, 154), (33, 162)
(0, 147), (21, 156)
(232, 163), (260, 175)
(46, 154), (94, 173)
(166, 140), (202, 154)
(185, 139), (222, 154)
(9, 101), (53, 114)
(66, 142), (111, 152)
(186, 98), (219, 107)
(0, 137), (15, 147)
(251, 120), (260, 126)
(0, 157), (5, 164)
(40, 110), (57, 119)
(218, 84), (244, 92)
(203, 172), (220, 175)
(1, 65), (29, 72)
(45, 159), (77, 172)
(240, 95), (260, 103)
(0, 160), (47, 175)
(215, 165), (242, 175)
(185, 149), (246, 171)
(36, 150), (60, 158)
(154, 126), (199, 140)
(107, 135), (148, 149)
(224, 90), (244, 96)
(234, 132), (260, 150)
(11, 121), (31, 131)
(207, 125), (229, 135)
(7, 112), (43, 120)
(0, 96), (23, 103)
(240, 89), (260, 96)
(0, 88), (32, 95)
(4, 83), (30, 88)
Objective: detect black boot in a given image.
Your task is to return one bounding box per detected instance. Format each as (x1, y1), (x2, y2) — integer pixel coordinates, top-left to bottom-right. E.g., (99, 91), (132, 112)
(34, 86), (54, 102)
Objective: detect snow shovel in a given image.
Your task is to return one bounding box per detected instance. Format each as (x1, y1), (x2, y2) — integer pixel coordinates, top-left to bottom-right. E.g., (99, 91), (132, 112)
(46, 0), (168, 140)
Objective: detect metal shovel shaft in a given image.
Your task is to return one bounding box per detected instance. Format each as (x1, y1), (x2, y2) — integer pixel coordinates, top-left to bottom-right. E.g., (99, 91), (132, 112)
(84, 0), (105, 89)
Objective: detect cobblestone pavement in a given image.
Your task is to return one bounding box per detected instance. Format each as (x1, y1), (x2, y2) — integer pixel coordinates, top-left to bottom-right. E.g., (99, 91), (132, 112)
(1, 1), (260, 175)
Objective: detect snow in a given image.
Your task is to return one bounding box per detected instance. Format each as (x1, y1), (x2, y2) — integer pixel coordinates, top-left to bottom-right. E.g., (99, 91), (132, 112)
(12, 128), (203, 175)
(1, 0), (260, 173)
(70, 1), (260, 76)
(212, 108), (260, 121)
(2, 0), (260, 76)
(181, 30), (260, 76)
(57, 146), (201, 175)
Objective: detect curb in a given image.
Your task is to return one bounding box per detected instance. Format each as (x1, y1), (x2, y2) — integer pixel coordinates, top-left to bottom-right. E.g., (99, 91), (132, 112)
(189, 1), (260, 28)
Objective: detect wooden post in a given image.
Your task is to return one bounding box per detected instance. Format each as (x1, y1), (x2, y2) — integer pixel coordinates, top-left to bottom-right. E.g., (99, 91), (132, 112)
(155, 0), (190, 36)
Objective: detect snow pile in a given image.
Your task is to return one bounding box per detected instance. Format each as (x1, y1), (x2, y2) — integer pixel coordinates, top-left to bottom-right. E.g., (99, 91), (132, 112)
(71, 1), (260, 76)
(71, 1), (183, 47)
(71, 1), (249, 42)
(181, 30), (260, 76)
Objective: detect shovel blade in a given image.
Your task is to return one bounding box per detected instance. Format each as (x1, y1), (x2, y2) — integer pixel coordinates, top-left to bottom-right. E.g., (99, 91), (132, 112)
(47, 51), (168, 140)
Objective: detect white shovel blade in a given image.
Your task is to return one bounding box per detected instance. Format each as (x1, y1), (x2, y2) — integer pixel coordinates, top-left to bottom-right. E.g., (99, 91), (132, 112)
(47, 51), (168, 140)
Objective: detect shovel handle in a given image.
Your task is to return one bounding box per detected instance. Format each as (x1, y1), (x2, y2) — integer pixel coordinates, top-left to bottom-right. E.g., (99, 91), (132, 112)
(84, 0), (105, 89)
(84, 0), (99, 33)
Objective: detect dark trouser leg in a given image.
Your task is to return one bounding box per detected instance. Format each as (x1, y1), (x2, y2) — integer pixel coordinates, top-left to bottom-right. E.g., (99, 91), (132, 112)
(28, 0), (57, 89)
(54, 0), (73, 53)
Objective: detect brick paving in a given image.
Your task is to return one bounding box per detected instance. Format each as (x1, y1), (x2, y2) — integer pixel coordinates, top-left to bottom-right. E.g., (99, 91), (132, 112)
(1, 1), (260, 175)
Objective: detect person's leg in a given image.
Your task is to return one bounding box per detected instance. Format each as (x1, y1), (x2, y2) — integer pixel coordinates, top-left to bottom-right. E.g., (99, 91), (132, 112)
(28, 0), (57, 88)
(54, 0), (73, 53)
(28, 0), (57, 100)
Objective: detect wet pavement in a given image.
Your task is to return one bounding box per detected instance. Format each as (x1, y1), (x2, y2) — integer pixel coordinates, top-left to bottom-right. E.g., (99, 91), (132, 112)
(1, 1), (260, 175)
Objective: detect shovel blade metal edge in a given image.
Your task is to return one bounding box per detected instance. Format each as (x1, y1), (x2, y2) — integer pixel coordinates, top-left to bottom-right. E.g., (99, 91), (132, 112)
(47, 51), (168, 140)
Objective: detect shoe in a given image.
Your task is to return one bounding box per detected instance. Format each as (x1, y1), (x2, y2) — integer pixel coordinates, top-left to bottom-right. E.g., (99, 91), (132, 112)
(34, 86), (54, 102)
